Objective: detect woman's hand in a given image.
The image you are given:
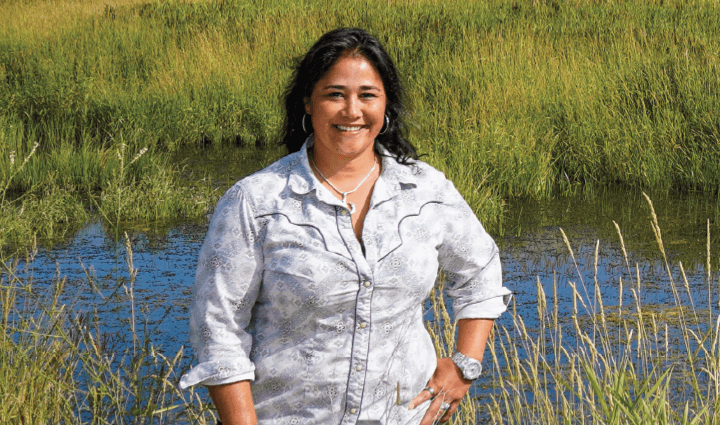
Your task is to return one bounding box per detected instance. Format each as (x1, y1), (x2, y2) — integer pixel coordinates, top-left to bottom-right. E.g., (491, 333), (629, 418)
(408, 357), (471, 424)
(409, 319), (495, 424)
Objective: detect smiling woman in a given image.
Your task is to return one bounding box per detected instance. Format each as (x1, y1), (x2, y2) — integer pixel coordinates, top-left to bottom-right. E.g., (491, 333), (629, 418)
(179, 28), (512, 425)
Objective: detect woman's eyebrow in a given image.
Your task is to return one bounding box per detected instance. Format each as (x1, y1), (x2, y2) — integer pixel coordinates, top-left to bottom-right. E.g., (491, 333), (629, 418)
(321, 84), (381, 91)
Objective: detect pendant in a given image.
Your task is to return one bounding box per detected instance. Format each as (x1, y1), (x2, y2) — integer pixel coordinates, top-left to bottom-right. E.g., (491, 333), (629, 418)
(341, 193), (356, 214)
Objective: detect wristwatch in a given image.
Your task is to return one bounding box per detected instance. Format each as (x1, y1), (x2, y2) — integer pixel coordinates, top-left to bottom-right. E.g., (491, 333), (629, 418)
(451, 352), (483, 381)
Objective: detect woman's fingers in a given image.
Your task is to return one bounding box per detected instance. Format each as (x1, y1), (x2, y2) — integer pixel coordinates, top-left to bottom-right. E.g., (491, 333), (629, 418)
(418, 393), (457, 425)
(411, 357), (472, 422)
(408, 384), (435, 410)
(438, 399), (459, 423)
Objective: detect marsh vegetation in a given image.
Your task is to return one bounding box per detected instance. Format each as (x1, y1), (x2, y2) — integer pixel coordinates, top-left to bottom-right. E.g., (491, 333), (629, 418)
(1, 0), (719, 423)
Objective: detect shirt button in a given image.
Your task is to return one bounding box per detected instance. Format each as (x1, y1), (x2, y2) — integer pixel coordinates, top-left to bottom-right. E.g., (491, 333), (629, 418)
(360, 322), (367, 329)
(363, 281), (371, 288)
(350, 408), (357, 414)
(356, 365), (362, 371)
(340, 209), (348, 216)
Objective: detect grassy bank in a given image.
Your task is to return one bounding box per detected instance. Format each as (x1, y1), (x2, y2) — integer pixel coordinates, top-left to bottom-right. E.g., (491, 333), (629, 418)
(1, 0), (719, 245)
(2, 196), (715, 423)
(0, 113), (217, 250)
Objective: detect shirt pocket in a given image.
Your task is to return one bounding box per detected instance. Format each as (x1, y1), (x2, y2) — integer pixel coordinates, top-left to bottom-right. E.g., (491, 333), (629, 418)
(254, 217), (361, 346)
(373, 205), (444, 306)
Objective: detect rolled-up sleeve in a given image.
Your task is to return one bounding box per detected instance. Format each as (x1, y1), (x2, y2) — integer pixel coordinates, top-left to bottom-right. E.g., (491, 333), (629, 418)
(179, 184), (263, 389)
(437, 180), (512, 321)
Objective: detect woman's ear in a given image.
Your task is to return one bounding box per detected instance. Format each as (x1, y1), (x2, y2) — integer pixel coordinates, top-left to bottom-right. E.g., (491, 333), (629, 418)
(304, 97), (312, 115)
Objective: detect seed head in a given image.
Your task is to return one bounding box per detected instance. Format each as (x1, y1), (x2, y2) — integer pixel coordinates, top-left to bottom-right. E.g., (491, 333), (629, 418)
(129, 147), (148, 165)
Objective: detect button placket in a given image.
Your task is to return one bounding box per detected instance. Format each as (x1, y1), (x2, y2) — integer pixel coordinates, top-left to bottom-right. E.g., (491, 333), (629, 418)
(335, 206), (375, 424)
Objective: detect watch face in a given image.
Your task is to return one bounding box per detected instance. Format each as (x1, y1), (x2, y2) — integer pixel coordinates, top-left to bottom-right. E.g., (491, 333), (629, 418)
(453, 353), (482, 380)
(464, 362), (482, 380)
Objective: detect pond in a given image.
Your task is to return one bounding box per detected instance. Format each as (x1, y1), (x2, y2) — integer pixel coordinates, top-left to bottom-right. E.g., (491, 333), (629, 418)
(6, 147), (720, 422)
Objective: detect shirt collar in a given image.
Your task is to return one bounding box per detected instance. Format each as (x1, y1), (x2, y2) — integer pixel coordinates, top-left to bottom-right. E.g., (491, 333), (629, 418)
(286, 135), (419, 205)
(372, 144), (419, 205)
(286, 136), (345, 208)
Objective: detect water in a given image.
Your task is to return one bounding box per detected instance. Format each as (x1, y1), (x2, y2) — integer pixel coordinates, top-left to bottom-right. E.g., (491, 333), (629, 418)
(500, 190), (719, 319)
(18, 221), (207, 352)
(6, 147), (720, 420)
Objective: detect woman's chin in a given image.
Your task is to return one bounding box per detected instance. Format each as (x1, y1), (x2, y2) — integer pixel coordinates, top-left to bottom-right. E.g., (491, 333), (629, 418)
(316, 136), (376, 160)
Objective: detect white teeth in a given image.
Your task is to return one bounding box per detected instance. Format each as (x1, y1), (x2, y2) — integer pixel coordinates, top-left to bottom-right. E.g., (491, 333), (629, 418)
(336, 125), (362, 131)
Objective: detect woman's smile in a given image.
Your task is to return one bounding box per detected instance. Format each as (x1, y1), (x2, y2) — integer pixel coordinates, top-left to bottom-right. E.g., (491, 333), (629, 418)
(335, 125), (364, 132)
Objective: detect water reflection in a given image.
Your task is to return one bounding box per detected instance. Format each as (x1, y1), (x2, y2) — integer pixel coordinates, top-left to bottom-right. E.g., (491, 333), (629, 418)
(499, 190), (718, 315)
(14, 221), (206, 359)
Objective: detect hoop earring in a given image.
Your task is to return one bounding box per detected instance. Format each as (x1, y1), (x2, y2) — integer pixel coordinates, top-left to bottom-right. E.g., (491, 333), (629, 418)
(302, 113), (311, 134)
(378, 115), (390, 135)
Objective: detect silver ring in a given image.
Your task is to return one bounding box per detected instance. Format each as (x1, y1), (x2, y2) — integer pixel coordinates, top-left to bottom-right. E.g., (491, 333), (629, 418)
(439, 402), (451, 411)
(423, 385), (435, 397)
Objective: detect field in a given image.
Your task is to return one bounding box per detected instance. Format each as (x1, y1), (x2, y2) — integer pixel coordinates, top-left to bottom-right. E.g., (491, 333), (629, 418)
(1, 0), (719, 423)
(1, 0), (719, 246)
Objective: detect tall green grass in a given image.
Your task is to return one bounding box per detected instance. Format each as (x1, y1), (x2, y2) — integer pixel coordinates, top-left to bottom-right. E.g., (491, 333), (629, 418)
(0, 114), (217, 250)
(428, 194), (718, 424)
(484, 194), (718, 424)
(1, 0), (719, 237)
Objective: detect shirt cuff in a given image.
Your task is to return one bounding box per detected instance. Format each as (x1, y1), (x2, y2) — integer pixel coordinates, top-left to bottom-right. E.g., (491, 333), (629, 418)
(454, 290), (513, 321)
(179, 359), (255, 389)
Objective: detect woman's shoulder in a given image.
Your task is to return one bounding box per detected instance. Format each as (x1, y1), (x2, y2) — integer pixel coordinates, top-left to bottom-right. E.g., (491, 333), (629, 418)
(408, 158), (447, 181)
(212, 151), (304, 215)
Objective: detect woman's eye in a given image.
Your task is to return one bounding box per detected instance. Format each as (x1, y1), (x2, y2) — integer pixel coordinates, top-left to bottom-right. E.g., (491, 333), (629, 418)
(361, 93), (377, 99)
(327, 92), (343, 98)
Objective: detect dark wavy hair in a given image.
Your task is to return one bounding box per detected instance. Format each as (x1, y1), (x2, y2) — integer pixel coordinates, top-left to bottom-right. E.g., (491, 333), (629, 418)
(281, 27), (418, 164)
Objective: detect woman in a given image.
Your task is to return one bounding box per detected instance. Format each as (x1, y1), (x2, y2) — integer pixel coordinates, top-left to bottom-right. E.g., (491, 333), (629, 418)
(180, 28), (512, 425)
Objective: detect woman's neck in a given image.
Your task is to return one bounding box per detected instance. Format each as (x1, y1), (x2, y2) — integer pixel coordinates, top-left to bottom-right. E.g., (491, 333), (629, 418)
(310, 147), (378, 186)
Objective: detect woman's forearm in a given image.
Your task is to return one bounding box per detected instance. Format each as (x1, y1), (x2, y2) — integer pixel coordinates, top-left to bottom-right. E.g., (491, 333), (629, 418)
(208, 380), (257, 425)
(456, 318), (494, 361)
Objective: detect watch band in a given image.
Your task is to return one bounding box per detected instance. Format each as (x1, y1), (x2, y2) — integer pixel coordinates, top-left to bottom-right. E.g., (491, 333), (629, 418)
(451, 351), (483, 381)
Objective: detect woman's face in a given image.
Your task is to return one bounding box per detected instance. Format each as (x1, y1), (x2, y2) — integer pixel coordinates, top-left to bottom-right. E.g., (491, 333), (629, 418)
(305, 52), (387, 163)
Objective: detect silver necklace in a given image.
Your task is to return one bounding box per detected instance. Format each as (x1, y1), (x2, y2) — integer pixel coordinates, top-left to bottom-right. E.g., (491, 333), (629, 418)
(310, 154), (377, 215)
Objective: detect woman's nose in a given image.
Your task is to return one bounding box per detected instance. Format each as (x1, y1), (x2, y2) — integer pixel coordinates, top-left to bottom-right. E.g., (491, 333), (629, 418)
(342, 96), (361, 118)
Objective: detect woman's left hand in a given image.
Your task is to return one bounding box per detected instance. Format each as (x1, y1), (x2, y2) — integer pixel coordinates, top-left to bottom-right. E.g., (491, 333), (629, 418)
(408, 357), (471, 424)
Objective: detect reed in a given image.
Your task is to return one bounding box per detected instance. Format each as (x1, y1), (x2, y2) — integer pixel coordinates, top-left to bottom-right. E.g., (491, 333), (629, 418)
(0, 115), (218, 250)
(475, 193), (718, 424)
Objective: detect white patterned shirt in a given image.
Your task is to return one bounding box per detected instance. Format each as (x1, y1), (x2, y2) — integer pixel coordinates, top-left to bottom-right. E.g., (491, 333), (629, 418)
(179, 138), (512, 425)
